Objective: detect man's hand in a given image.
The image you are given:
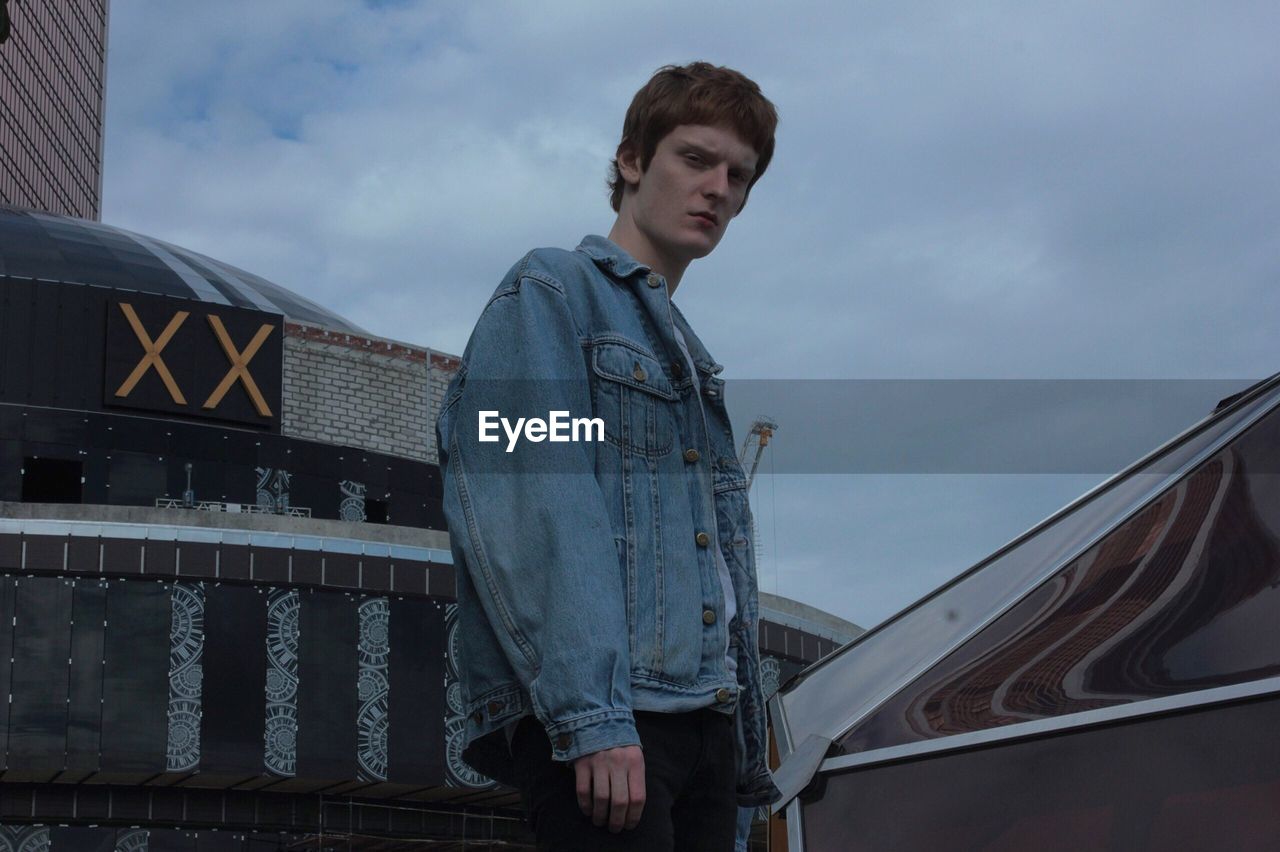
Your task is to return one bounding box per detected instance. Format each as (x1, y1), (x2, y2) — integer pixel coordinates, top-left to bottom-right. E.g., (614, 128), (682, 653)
(573, 745), (646, 832)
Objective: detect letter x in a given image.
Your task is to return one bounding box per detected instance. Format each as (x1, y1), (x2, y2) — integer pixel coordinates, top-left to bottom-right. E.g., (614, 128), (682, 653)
(114, 303), (189, 404)
(203, 315), (275, 417)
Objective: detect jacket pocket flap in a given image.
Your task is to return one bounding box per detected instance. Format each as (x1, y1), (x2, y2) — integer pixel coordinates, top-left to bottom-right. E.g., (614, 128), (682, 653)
(592, 341), (677, 401)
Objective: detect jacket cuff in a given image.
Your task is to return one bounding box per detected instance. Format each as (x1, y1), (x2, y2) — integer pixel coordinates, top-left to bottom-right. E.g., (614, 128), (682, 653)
(543, 709), (639, 763)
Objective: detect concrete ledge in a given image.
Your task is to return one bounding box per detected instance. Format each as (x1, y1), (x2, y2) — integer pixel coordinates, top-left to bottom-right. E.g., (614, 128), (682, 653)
(0, 501), (451, 550)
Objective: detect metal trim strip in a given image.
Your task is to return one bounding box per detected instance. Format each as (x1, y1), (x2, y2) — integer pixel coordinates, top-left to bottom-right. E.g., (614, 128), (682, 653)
(817, 674), (1280, 775)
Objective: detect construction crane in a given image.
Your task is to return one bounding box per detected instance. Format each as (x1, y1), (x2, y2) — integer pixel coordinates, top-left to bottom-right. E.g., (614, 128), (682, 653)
(738, 416), (778, 490)
(738, 416), (778, 573)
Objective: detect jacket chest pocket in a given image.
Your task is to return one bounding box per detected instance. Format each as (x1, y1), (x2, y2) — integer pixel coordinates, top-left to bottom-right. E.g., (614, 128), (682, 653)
(591, 340), (678, 457)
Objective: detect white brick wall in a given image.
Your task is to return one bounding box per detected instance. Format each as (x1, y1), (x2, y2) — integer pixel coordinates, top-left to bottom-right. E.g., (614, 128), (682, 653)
(280, 324), (458, 463)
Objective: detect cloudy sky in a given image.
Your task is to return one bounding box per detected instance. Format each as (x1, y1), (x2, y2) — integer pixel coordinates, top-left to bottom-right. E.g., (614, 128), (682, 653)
(102, 1), (1279, 629)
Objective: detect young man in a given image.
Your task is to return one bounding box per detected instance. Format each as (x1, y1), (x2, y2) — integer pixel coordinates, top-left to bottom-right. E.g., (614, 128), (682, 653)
(437, 62), (780, 850)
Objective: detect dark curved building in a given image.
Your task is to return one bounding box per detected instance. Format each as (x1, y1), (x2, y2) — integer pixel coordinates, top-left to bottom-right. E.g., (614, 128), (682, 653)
(0, 206), (859, 850)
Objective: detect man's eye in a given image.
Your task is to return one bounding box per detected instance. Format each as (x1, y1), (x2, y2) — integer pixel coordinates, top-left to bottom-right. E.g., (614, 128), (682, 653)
(684, 153), (703, 164)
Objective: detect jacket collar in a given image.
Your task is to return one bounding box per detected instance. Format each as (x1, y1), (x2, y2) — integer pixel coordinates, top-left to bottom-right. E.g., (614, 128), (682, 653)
(575, 234), (651, 280)
(576, 234), (724, 376)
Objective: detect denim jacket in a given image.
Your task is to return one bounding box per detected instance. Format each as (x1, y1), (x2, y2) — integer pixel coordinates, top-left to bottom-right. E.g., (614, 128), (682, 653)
(436, 235), (781, 807)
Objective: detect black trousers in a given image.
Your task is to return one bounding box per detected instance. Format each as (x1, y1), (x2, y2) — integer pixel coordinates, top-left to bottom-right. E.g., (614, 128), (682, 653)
(511, 709), (739, 851)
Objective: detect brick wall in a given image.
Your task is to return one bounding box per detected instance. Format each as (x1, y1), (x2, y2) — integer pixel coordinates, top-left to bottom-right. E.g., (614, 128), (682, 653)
(281, 323), (459, 463)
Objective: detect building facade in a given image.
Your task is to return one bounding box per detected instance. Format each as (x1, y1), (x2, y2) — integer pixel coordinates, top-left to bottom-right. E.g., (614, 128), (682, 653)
(0, 207), (861, 850)
(0, 0), (108, 219)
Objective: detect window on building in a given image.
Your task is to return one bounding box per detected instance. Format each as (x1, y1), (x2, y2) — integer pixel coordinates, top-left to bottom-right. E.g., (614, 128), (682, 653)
(22, 456), (82, 503)
(365, 498), (388, 525)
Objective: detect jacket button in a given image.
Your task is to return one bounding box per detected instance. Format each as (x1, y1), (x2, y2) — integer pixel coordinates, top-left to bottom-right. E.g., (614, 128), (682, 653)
(715, 688), (733, 703)
(633, 365), (647, 382)
(647, 272), (662, 288)
(555, 733), (572, 751)
(472, 710), (482, 723)
(671, 360), (683, 377)
(487, 701), (502, 715)
(683, 448), (700, 463)
(695, 531), (711, 547)
(702, 609), (716, 625)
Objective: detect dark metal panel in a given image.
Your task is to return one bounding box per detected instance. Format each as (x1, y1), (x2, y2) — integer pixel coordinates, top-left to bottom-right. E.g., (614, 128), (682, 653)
(1, 279), (35, 402)
(390, 560), (428, 597)
(148, 829), (197, 852)
(387, 598), (446, 784)
(290, 550), (321, 586)
(251, 548), (288, 584)
(8, 577), (73, 770)
(362, 558), (391, 592)
(0, 577), (16, 768)
(33, 783), (75, 818)
(0, 531), (21, 569)
(66, 580), (108, 774)
(323, 553), (359, 589)
(101, 579), (170, 774)
(22, 534), (65, 571)
(66, 535), (101, 574)
(200, 584), (267, 776)
(51, 285), (96, 412)
(295, 590), (357, 781)
(73, 786), (112, 819)
(426, 563), (455, 598)
(49, 826), (116, 852)
(219, 544), (250, 581)
(178, 542), (217, 577)
(23, 407), (88, 446)
(146, 539), (178, 576)
(102, 538), (143, 574)
(194, 831), (241, 852)
(0, 438), (21, 501)
(106, 451), (168, 506)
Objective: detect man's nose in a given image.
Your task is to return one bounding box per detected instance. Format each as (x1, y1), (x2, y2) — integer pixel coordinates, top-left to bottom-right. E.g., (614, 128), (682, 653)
(702, 165), (729, 200)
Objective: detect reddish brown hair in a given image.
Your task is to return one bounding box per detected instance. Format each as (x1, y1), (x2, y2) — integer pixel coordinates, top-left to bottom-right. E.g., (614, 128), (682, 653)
(608, 62), (778, 213)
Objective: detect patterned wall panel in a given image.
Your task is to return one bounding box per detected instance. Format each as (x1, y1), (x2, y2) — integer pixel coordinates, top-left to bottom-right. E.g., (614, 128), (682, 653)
(356, 597), (390, 782)
(255, 468), (291, 513)
(339, 480), (366, 522)
(167, 583), (205, 772)
(114, 830), (149, 852)
(0, 826), (49, 852)
(265, 588), (300, 776)
(443, 603), (496, 790)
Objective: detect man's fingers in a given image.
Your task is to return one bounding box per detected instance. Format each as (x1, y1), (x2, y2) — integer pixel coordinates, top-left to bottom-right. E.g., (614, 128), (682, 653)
(625, 752), (646, 830)
(574, 759), (592, 817)
(591, 758), (610, 827)
(573, 746), (645, 832)
(607, 760), (630, 833)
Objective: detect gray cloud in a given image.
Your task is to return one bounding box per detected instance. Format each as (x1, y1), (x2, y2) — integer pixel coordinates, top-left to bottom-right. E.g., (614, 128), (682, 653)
(102, 0), (1280, 626)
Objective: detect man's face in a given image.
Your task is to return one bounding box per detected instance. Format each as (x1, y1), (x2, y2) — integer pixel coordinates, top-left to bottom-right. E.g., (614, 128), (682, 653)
(617, 124), (759, 272)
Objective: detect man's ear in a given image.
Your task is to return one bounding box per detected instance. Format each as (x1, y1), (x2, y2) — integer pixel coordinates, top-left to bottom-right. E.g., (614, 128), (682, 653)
(616, 142), (643, 187)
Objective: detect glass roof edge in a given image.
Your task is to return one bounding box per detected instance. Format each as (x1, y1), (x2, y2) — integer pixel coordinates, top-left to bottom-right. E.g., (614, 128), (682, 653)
(780, 373), (1280, 744)
(816, 673), (1280, 777)
(788, 373), (1280, 687)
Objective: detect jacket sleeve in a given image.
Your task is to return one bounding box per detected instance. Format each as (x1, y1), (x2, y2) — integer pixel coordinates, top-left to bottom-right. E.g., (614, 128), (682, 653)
(440, 269), (637, 763)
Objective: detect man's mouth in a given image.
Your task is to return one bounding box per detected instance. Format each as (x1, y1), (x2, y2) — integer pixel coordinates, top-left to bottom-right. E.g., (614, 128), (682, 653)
(691, 211), (718, 227)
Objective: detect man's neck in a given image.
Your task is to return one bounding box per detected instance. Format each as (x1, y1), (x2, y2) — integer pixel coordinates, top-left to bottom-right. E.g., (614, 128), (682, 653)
(606, 217), (685, 296)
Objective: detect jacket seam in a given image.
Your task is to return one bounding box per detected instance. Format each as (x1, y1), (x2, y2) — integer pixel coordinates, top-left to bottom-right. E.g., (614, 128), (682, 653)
(449, 430), (539, 673)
